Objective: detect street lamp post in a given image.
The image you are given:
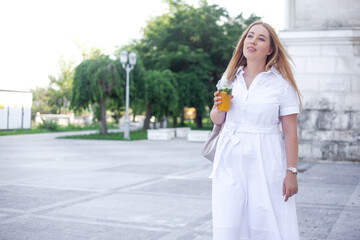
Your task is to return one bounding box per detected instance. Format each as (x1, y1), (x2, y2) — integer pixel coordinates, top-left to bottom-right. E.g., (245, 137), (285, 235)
(120, 50), (137, 140)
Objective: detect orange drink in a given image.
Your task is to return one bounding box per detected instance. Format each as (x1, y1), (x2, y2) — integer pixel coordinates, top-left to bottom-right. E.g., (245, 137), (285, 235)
(218, 88), (232, 112)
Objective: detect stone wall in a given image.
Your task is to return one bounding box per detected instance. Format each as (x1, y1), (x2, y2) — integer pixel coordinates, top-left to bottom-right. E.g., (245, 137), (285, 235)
(286, 0), (360, 29)
(279, 29), (360, 161)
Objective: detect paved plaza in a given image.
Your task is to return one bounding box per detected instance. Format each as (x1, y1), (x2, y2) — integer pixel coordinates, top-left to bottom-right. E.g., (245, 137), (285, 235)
(0, 131), (359, 240)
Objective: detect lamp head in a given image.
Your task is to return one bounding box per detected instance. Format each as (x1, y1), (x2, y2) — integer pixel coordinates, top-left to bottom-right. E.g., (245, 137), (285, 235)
(120, 50), (128, 68)
(129, 51), (137, 66)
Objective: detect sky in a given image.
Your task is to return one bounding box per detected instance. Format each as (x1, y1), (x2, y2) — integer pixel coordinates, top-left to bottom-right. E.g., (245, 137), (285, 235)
(0, 0), (285, 91)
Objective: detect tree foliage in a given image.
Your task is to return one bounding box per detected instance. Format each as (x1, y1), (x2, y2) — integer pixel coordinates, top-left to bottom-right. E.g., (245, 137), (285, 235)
(31, 57), (75, 118)
(47, 57), (75, 113)
(136, 0), (260, 128)
(71, 55), (123, 135)
(142, 69), (178, 129)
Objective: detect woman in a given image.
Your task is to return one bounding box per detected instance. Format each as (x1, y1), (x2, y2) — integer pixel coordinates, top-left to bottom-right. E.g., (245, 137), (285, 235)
(210, 21), (301, 240)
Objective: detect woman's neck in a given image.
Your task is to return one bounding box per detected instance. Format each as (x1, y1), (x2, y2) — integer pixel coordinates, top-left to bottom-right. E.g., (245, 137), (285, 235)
(245, 61), (266, 77)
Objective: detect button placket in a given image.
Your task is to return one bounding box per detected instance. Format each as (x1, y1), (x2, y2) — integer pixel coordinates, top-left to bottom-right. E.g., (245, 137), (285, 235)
(241, 102), (246, 122)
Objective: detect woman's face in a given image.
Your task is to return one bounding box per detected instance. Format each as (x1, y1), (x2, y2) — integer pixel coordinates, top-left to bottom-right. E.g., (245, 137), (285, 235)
(243, 24), (273, 63)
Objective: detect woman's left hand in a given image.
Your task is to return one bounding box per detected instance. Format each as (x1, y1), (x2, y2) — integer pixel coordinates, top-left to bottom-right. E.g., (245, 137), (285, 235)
(282, 172), (298, 202)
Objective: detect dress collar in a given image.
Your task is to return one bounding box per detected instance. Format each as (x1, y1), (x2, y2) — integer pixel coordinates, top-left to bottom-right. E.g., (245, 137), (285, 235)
(268, 65), (281, 76)
(236, 66), (245, 76)
(235, 65), (281, 77)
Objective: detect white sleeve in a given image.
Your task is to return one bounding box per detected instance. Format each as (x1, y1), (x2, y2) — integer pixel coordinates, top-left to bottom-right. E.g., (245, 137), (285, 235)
(279, 83), (300, 116)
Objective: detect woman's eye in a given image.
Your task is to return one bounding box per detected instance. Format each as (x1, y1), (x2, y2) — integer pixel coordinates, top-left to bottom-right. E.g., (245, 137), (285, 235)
(259, 38), (265, 41)
(247, 35), (253, 38)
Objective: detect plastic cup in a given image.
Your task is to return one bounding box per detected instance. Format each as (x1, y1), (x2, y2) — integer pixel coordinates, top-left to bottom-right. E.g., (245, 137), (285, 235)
(217, 80), (233, 112)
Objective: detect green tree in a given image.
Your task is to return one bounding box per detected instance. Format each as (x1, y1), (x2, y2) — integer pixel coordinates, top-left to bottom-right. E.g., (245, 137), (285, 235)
(47, 56), (75, 114)
(74, 40), (103, 60)
(31, 87), (52, 119)
(139, 0), (260, 128)
(32, 57), (76, 117)
(142, 69), (178, 129)
(71, 55), (123, 135)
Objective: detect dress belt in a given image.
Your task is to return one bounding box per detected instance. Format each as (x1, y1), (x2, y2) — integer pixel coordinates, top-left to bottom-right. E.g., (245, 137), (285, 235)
(222, 123), (280, 134)
(209, 123), (280, 182)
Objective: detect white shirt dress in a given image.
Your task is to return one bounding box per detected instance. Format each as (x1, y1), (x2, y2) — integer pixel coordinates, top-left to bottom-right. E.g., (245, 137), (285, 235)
(210, 66), (300, 240)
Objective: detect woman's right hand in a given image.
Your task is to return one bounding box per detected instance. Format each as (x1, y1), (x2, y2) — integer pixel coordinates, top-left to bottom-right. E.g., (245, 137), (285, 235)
(213, 91), (222, 112)
(211, 90), (228, 125)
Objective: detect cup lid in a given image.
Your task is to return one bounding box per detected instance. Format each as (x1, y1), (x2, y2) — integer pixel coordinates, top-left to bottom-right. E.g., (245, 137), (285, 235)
(217, 79), (233, 90)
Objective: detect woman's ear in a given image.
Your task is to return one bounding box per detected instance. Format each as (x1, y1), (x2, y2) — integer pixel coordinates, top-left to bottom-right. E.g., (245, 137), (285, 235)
(267, 48), (273, 56)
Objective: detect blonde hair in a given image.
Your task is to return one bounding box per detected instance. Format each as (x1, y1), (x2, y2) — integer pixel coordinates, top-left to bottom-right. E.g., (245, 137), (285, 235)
(224, 21), (302, 107)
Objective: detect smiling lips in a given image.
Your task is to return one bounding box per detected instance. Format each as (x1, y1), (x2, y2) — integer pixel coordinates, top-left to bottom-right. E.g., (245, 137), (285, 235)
(247, 46), (256, 52)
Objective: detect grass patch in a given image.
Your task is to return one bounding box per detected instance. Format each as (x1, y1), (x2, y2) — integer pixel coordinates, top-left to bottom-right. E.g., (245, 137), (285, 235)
(187, 122), (213, 130)
(168, 118), (213, 130)
(0, 123), (118, 136)
(0, 128), (52, 136)
(58, 129), (147, 141)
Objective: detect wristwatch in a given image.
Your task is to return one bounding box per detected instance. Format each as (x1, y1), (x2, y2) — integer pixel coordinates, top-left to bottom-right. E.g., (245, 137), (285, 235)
(287, 167), (298, 174)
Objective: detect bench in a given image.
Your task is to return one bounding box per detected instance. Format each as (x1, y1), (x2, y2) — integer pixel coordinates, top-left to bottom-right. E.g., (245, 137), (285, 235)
(175, 127), (191, 138)
(147, 129), (175, 140)
(187, 130), (211, 142)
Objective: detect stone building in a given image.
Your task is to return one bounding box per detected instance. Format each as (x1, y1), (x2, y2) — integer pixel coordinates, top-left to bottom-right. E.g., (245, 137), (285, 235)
(279, 0), (360, 161)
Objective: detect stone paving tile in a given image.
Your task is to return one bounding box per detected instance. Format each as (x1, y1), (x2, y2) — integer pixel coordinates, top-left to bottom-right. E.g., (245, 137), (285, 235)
(297, 162), (316, 172)
(150, 207), (212, 240)
(326, 206), (360, 240)
(194, 219), (212, 233)
(176, 232), (213, 240)
(0, 211), (23, 221)
(19, 159), (122, 170)
(16, 172), (159, 192)
(297, 204), (343, 240)
(99, 163), (196, 175)
(0, 185), (92, 211)
(130, 178), (212, 197)
(0, 167), (69, 183)
(180, 166), (212, 179)
(0, 215), (168, 240)
(346, 183), (360, 207)
(48, 192), (211, 228)
(298, 172), (359, 186)
(304, 162), (360, 176)
(296, 184), (355, 206)
(0, 156), (48, 167)
(0, 212), (10, 222)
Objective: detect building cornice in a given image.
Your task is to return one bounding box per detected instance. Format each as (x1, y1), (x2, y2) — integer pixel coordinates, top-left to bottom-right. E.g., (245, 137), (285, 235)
(279, 29), (360, 45)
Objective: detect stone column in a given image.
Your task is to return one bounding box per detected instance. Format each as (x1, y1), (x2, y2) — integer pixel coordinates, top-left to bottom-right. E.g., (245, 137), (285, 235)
(284, 0), (295, 29)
